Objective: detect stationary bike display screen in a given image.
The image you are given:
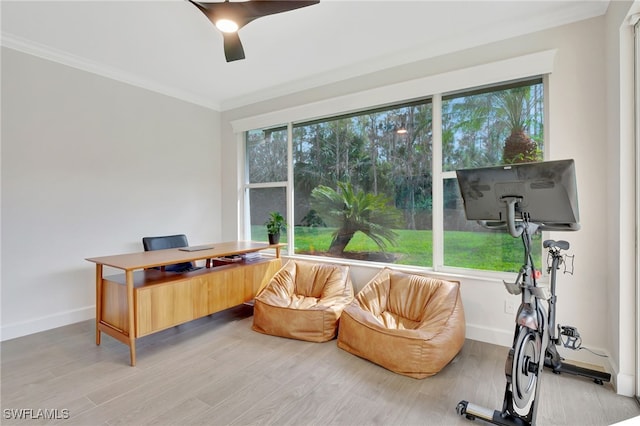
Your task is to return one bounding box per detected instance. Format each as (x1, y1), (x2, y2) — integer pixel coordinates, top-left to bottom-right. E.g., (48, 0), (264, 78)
(456, 159), (579, 231)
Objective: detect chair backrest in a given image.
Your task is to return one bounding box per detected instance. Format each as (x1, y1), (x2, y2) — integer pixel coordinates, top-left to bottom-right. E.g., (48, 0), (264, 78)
(142, 234), (194, 272)
(356, 268), (461, 325)
(288, 259), (353, 298)
(142, 234), (189, 251)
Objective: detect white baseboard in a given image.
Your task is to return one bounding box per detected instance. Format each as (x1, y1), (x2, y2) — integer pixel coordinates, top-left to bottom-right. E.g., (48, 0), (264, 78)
(465, 323), (513, 348)
(615, 372), (636, 397)
(0, 306), (94, 342)
(611, 416), (640, 425)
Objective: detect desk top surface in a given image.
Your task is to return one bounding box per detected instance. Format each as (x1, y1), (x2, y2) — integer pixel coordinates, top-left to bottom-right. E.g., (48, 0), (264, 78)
(86, 241), (283, 271)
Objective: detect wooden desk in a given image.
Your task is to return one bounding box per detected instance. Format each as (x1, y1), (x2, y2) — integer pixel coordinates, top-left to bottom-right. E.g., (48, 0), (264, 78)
(86, 241), (284, 366)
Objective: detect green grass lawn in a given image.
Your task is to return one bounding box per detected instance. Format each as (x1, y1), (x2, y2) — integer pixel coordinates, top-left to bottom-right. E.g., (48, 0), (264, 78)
(252, 226), (541, 273)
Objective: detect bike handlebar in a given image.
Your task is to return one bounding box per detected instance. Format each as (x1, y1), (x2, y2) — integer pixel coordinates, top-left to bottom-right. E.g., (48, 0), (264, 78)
(477, 221), (580, 233)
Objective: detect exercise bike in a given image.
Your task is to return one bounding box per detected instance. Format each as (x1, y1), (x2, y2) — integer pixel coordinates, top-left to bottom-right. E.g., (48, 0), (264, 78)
(454, 160), (608, 426)
(456, 202), (549, 426)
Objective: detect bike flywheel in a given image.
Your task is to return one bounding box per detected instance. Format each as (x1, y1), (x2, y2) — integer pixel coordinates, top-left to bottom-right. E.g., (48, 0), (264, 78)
(511, 327), (542, 411)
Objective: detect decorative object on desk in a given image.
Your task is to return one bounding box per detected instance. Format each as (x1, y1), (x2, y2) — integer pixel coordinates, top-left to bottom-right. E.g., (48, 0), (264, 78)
(243, 252), (262, 262)
(265, 211), (286, 245)
(214, 255), (243, 263)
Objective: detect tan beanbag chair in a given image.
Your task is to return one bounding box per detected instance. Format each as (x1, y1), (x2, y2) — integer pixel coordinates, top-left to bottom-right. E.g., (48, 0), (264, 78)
(252, 260), (354, 342)
(337, 268), (465, 378)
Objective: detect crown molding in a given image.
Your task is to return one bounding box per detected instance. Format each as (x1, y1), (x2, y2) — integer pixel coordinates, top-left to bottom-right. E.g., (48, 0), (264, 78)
(1, 32), (221, 112)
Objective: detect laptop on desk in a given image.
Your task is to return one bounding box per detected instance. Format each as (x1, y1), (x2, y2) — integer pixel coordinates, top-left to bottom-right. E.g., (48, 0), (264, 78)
(178, 245), (215, 252)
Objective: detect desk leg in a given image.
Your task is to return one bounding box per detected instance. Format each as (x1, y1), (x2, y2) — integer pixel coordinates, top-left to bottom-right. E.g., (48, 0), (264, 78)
(126, 270), (136, 366)
(95, 264), (103, 345)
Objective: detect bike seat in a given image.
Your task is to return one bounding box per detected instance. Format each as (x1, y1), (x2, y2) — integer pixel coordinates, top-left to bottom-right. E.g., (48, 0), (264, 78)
(543, 240), (570, 250)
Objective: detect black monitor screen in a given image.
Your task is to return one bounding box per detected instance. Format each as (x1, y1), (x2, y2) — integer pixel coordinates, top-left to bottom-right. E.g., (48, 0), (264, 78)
(455, 159), (579, 231)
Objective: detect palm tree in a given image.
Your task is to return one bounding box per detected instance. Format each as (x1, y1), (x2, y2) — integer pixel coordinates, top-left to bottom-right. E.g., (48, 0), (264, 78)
(310, 182), (402, 255)
(495, 86), (541, 164)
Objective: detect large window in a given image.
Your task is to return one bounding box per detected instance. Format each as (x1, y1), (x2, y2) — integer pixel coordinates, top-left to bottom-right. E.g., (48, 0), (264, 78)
(244, 78), (545, 273)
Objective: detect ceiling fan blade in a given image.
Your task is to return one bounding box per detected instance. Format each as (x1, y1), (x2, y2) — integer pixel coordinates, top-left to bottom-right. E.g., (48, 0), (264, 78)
(190, 1), (319, 29)
(240, 1), (320, 20)
(222, 31), (245, 62)
(188, 0), (319, 61)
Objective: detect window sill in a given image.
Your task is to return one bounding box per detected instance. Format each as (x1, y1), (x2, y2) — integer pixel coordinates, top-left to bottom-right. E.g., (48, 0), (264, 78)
(275, 252), (549, 285)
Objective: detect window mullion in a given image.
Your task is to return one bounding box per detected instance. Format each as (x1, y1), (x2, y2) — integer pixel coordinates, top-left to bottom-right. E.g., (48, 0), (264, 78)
(286, 123), (294, 256)
(432, 94), (444, 271)
(240, 132), (249, 240)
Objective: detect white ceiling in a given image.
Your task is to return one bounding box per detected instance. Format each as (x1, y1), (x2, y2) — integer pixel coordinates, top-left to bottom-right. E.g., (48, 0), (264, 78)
(1, 0), (610, 111)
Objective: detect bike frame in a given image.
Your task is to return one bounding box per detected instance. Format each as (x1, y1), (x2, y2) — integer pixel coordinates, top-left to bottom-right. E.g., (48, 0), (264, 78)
(503, 217), (548, 424)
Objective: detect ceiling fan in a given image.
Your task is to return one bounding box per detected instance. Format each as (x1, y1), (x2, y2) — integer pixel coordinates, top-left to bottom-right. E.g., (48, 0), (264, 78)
(188, 0), (320, 62)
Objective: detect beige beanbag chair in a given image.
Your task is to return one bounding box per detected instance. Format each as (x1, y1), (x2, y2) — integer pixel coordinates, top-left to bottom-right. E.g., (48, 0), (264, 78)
(252, 260), (354, 342)
(337, 268), (465, 378)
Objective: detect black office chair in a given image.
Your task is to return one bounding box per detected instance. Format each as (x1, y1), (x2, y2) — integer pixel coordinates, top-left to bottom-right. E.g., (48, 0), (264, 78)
(142, 234), (201, 273)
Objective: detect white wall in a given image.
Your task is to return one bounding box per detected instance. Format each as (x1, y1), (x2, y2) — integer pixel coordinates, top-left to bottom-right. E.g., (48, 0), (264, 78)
(1, 47), (222, 340)
(221, 15), (633, 392)
(605, 0), (638, 397)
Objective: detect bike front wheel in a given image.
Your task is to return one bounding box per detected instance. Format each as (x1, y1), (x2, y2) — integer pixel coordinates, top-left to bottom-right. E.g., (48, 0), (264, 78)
(507, 326), (542, 414)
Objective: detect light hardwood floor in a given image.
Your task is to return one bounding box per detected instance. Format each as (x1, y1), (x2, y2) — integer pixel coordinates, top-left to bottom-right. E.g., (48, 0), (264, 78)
(1, 305), (638, 425)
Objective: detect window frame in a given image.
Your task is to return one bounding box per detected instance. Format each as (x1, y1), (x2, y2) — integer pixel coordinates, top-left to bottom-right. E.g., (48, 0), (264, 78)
(242, 126), (292, 244)
(234, 51), (555, 279)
